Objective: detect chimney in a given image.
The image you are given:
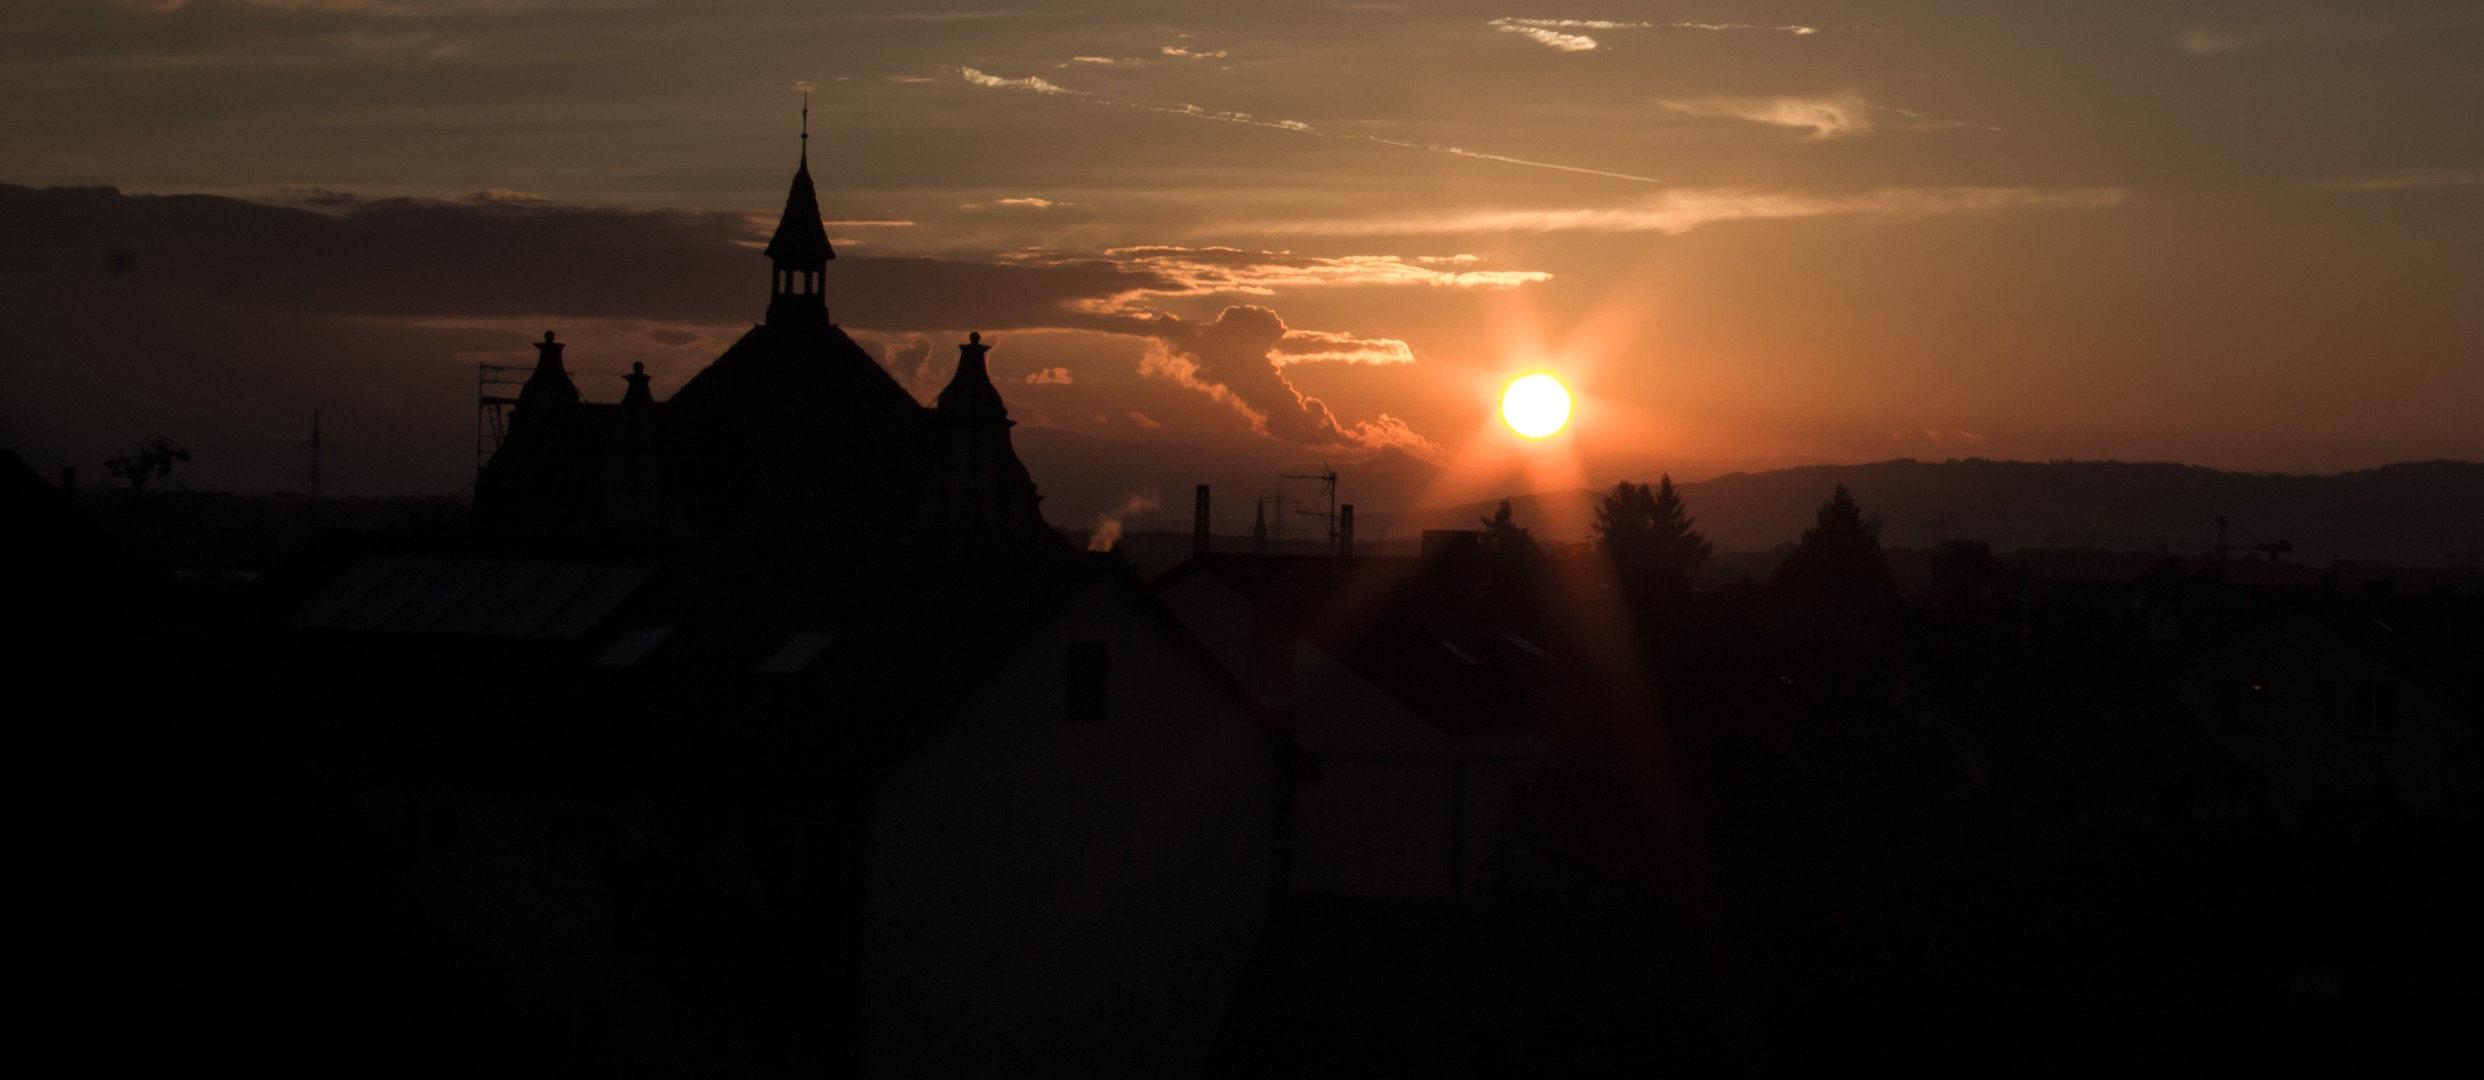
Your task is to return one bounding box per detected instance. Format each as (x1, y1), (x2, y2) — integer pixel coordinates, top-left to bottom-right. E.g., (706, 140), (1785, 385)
(1338, 504), (1354, 559)
(1193, 484), (1211, 558)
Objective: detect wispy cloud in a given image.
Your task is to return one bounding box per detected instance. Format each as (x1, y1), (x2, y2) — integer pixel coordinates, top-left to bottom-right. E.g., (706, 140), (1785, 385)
(1071, 56), (1117, 64)
(958, 67), (1084, 95)
(1161, 46), (1228, 59)
(1662, 93), (1874, 138)
(1128, 412), (1162, 429)
(944, 66), (1656, 183)
(1264, 186), (2134, 236)
(1495, 23), (1599, 51)
(961, 197), (1065, 209)
(2301, 168), (2484, 193)
(1024, 366), (1073, 384)
(1488, 17), (1820, 48)
(1037, 246), (1551, 298)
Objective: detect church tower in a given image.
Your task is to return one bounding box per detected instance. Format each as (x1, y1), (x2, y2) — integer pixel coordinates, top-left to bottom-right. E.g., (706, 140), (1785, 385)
(764, 96), (835, 325)
(923, 333), (1044, 541)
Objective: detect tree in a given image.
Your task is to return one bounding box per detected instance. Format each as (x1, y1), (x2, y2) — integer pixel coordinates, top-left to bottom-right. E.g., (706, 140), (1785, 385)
(105, 433), (188, 531)
(1476, 498), (1543, 589)
(1592, 475), (1712, 601)
(1770, 484), (1898, 618)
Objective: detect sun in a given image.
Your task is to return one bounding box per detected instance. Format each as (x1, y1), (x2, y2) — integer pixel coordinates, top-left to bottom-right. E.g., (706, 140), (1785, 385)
(1501, 373), (1573, 439)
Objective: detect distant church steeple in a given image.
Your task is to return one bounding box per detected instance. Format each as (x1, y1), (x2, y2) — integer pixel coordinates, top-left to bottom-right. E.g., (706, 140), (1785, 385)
(764, 93), (835, 325)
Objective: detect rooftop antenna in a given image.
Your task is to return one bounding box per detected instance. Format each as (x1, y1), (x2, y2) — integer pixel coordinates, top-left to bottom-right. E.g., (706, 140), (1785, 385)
(801, 89), (809, 163)
(1280, 463), (1340, 555)
(295, 411), (341, 497)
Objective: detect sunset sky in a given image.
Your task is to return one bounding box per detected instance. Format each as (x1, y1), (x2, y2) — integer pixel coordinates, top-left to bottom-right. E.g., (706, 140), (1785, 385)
(4, 1), (2478, 530)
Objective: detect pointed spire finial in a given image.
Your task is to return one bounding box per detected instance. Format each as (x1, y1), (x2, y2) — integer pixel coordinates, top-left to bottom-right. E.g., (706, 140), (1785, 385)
(801, 90), (810, 162)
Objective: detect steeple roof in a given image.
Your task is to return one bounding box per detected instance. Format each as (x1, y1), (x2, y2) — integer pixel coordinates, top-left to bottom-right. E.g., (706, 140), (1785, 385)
(763, 154), (836, 269)
(934, 333), (1012, 426)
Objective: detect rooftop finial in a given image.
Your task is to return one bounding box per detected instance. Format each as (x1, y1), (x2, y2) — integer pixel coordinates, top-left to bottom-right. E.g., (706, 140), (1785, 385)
(801, 90), (809, 161)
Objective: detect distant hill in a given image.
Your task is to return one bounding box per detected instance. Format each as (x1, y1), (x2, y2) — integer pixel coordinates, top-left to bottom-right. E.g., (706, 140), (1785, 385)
(1390, 459), (2484, 567)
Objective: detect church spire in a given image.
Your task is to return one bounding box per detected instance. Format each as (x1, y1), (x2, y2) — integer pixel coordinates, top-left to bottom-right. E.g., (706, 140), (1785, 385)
(764, 94), (835, 324)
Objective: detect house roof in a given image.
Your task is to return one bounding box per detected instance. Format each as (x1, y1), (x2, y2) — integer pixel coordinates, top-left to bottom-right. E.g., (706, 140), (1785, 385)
(1157, 553), (1584, 738)
(269, 538), (1268, 794)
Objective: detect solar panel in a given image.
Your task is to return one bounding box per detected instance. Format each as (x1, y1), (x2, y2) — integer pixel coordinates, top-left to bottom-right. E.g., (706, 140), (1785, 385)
(595, 626), (673, 667)
(432, 561), (553, 635)
(484, 563), (605, 637)
(534, 565), (658, 639)
(759, 631), (837, 674)
(381, 560), (506, 631)
(332, 558), (451, 630)
(290, 558), (658, 638)
(285, 556), (403, 628)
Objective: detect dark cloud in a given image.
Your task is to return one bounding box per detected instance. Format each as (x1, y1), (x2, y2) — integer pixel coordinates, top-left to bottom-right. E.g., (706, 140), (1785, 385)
(0, 183), (1440, 494)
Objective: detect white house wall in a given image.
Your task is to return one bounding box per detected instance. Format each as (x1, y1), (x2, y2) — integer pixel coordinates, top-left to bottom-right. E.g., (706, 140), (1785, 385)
(865, 578), (1272, 1078)
(2172, 617), (2479, 825)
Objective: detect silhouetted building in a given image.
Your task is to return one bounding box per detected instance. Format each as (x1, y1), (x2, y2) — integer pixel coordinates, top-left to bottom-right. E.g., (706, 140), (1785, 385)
(256, 141), (1273, 1076)
(476, 142), (1051, 552)
(2168, 602), (2482, 825)
(1157, 554), (1563, 902)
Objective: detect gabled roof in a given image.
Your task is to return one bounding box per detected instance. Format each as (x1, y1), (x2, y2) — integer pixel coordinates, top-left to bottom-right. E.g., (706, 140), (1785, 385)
(1159, 553), (1580, 737)
(268, 538), (1271, 793)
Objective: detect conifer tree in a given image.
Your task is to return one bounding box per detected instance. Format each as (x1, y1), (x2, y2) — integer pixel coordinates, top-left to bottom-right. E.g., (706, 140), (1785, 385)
(1593, 474), (1712, 600)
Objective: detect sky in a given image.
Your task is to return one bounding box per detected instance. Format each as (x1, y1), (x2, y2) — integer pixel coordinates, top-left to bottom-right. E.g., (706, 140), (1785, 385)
(3, 1), (2479, 533)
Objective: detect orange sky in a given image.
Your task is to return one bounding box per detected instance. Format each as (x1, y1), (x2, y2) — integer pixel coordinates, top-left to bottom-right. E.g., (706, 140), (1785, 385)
(2, 2), (2478, 515)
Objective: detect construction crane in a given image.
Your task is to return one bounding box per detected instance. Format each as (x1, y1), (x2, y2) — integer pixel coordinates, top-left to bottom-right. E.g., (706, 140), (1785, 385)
(2043, 515), (2290, 561)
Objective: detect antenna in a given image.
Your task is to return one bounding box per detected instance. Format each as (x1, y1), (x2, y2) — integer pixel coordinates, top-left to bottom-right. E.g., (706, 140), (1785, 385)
(1279, 463), (1341, 555)
(294, 411), (341, 496)
(801, 90), (810, 161)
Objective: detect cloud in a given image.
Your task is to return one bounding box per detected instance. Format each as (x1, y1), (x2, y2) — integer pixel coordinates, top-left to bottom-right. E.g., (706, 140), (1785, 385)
(1136, 305), (1439, 457)
(1268, 185), (2134, 236)
(1071, 56), (1116, 64)
(957, 67), (1084, 95)
(1086, 489), (1160, 551)
(1496, 25), (1598, 51)
(940, 65), (1655, 183)
(0, 184), (1446, 472)
(1160, 46), (1227, 59)
(1028, 246), (1552, 300)
(1662, 93), (1874, 138)
(2301, 168), (2484, 193)
(1488, 18), (1820, 42)
(1129, 412), (1161, 429)
(1024, 366), (1073, 385)
(961, 197), (1064, 209)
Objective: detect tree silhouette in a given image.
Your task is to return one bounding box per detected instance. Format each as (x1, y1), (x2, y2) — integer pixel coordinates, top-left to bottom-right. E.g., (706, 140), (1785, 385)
(105, 433), (189, 532)
(1592, 475), (1712, 603)
(1476, 498), (1543, 590)
(1771, 484), (1897, 619)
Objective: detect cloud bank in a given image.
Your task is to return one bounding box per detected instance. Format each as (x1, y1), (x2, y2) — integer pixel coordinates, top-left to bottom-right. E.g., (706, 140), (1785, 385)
(1268, 186), (2135, 236)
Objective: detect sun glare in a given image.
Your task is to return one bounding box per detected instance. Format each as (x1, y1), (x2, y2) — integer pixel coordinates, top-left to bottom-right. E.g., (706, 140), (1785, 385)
(1501, 373), (1573, 438)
